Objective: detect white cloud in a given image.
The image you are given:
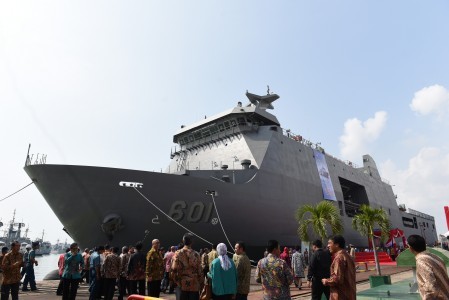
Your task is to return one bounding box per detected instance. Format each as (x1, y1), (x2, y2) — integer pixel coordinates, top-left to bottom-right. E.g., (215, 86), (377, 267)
(410, 84), (449, 119)
(380, 147), (449, 236)
(339, 111), (387, 163)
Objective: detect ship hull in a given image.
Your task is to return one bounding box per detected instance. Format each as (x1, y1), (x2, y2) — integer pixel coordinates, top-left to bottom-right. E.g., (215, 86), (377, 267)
(25, 163), (368, 257)
(27, 164), (312, 257)
(25, 161), (438, 260)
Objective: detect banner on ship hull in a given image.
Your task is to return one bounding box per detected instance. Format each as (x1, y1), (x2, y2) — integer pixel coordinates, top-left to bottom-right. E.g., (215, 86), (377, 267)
(313, 149), (337, 201)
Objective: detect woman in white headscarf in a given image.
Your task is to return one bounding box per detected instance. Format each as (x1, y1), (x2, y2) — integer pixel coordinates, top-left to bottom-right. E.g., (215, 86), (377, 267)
(207, 243), (237, 300)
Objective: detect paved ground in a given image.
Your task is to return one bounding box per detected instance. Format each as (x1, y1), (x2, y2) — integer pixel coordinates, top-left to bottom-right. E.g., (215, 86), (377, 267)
(15, 265), (413, 299)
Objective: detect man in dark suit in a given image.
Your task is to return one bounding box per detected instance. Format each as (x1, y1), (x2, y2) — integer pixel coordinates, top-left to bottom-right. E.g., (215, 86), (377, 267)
(307, 239), (332, 300)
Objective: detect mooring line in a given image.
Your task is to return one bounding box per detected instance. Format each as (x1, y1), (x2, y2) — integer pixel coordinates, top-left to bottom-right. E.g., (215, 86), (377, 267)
(0, 181), (34, 202)
(132, 187), (213, 246)
(209, 193), (234, 250)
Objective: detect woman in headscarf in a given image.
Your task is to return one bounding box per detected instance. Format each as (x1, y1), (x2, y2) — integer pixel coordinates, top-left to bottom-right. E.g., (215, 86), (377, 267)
(208, 243), (237, 300)
(280, 247), (292, 267)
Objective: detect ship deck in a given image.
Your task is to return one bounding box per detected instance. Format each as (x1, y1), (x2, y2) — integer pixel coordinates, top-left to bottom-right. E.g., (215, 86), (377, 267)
(18, 265), (413, 299)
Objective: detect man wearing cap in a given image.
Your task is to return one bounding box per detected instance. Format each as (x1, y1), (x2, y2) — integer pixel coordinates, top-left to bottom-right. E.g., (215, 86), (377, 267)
(1, 241), (23, 300)
(22, 242), (39, 292)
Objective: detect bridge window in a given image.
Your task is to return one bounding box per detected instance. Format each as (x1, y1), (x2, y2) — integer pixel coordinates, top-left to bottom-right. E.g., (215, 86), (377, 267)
(202, 128), (210, 137)
(194, 131), (202, 140)
(210, 125), (218, 134)
(237, 117), (246, 125)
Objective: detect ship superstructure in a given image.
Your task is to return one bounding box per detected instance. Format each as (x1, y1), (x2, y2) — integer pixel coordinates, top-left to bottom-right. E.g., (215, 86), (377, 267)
(0, 210), (31, 251)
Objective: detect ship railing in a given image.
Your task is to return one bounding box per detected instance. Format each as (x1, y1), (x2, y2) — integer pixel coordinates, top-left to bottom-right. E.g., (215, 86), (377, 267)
(175, 150), (188, 172)
(282, 130), (398, 185)
(25, 153), (47, 166)
(327, 154), (360, 169)
(283, 129), (398, 186)
(381, 177), (390, 185)
(283, 129), (329, 153)
(408, 208), (435, 221)
(282, 129), (364, 169)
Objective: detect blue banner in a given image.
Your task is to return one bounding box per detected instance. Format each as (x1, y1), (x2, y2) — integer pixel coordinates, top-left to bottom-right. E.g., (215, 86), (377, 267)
(313, 149), (337, 201)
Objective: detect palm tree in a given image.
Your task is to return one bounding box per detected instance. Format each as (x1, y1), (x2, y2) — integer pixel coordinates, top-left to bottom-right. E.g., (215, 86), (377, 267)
(352, 204), (390, 276)
(295, 200), (344, 242)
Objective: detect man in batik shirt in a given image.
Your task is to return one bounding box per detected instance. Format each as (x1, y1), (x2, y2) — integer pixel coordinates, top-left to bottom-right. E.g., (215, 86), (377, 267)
(171, 233), (203, 300)
(146, 239), (164, 297)
(127, 242), (146, 296)
(1, 241), (23, 300)
(408, 234), (449, 300)
(233, 241), (251, 300)
(118, 246), (130, 300)
(200, 248), (209, 278)
(255, 240), (293, 300)
(207, 244), (218, 269)
(103, 246), (121, 300)
(322, 235), (356, 300)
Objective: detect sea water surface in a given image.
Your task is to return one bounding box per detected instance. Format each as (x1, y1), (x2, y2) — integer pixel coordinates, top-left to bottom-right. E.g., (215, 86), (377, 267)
(34, 253), (60, 280)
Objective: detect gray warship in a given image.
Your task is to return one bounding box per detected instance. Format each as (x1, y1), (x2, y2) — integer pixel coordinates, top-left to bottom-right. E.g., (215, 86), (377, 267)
(0, 210), (31, 250)
(24, 90), (438, 257)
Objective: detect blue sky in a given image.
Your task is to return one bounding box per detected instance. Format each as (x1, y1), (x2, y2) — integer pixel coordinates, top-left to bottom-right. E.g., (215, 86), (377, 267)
(1, 1), (449, 244)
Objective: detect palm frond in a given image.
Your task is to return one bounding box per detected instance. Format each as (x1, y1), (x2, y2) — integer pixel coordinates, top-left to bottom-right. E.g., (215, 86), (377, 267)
(296, 200), (343, 242)
(352, 204), (390, 241)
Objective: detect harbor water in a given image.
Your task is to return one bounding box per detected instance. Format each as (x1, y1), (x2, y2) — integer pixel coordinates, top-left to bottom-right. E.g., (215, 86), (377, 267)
(33, 253), (60, 280)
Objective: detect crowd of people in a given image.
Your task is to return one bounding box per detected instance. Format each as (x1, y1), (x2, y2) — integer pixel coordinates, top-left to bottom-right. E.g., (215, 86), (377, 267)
(1, 233), (448, 300)
(47, 233), (252, 300)
(256, 236), (355, 300)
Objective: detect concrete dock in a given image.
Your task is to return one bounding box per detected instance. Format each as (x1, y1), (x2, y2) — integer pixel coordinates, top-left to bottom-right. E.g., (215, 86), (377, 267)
(14, 265), (414, 299)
